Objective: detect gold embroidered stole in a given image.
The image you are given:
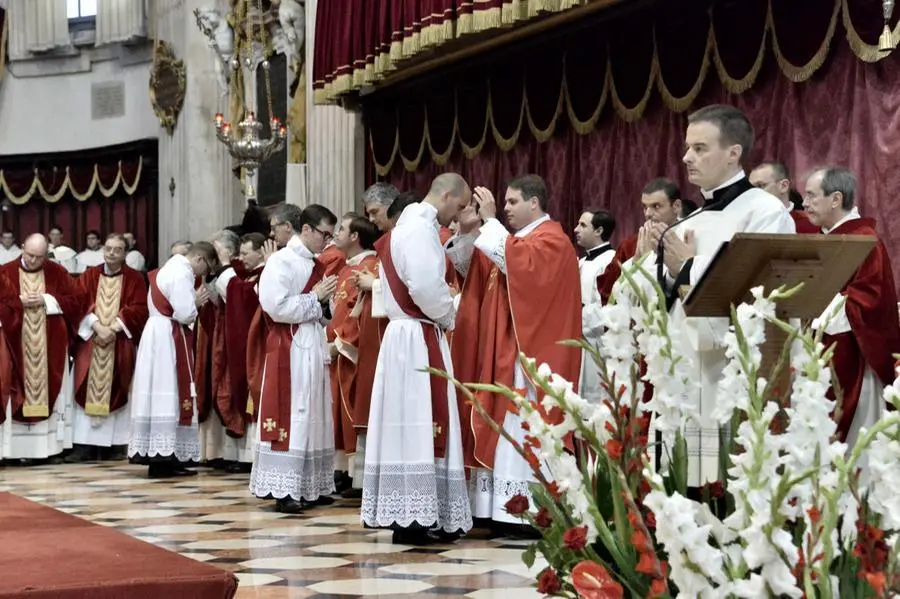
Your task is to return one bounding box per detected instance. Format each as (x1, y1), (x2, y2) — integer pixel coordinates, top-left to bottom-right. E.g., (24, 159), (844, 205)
(85, 275), (123, 416)
(20, 270), (49, 417)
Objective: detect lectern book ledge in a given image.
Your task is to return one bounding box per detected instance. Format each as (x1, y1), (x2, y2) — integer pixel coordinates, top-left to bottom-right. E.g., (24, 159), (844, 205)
(682, 233), (876, 320)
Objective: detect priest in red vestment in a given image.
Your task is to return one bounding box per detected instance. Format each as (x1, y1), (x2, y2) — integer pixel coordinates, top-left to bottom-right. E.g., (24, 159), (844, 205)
(69, 234), (148, 462)
(0, 275), (20, 445)
(326, 215), (380, 497)
(0, 234), (86, 462)
(804, 166), (900, 445)
(750, 161), (818, 234)
(597, 178), (684, 303)
(209, 233), (267, 473)
(318, 242), (346, 278)
(451, 175), (582, 533)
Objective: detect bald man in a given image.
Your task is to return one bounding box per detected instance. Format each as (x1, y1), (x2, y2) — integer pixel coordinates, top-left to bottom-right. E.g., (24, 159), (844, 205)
(0, 234), (87, 463)
(363, 173), (473, 544)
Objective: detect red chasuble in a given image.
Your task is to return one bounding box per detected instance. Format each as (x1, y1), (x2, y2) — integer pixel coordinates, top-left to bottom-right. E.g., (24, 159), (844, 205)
(0, 276), (21, 425)
(791, 209), (819, 234)
(326, 253), (378, 453)
(352, 273), (386, 435)
(256, 259), (324, 451)
(73, 265), (148, 415)
(0, 260), (86, 423)
(823, 217), (900, 440)
(214, 262), (262, 438)
(461, 221), (583, 469)
(193, 276), (218, 423)
(597, 234), (638, 304)
(319, 244), (346, 278)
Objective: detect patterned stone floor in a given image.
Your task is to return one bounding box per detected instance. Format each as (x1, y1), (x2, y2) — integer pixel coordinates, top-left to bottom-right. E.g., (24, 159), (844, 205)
(0, 462), (545, 598)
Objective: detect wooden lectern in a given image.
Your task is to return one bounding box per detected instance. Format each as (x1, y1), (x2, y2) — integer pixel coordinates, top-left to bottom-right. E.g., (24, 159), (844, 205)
(681, 233), (877, 392)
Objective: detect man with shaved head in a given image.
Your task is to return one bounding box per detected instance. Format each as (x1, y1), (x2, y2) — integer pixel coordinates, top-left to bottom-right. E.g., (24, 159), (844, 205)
(0, 234), (87, 463)
(363, 172), (473, 544)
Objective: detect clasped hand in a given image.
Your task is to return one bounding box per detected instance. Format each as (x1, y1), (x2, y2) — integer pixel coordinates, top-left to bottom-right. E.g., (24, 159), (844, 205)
(313, 275), (338, 302)
(92, 321), (119, 347)
(19, 293), (43, 308)
(641, 222), (696, 276)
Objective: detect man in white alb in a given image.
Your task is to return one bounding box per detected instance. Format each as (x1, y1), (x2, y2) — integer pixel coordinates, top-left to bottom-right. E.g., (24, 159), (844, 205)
(574, 208), (616, 403)
(649, 104), (796, 486)
(362, 173), (473, 545)
(123, 233), (146, 272)
(0, 231), (21, 265)
(75, 230), (105, 273)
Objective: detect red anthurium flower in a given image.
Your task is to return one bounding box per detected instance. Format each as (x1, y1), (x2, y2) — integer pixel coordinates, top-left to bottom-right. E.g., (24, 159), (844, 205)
(571, 561), (624, 599)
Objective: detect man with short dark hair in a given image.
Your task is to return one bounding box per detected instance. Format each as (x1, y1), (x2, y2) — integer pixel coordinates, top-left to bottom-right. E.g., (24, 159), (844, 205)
(70, 234), (148, 462)
(250, 204), (340, 513)
(452, 174), (582, 534)
(574, 208), (615, 403)
(48, 226), (77, 273)
(804, 166), (900, 447)
(649, 104), (795, 487)
(123, 232), (146, 272)
(327, 213), (380, 498)
(129, 241), (216, 478)
(597, 177), (684, 303)
(750, 161), (817, 233)
(75, 230), (105, 273)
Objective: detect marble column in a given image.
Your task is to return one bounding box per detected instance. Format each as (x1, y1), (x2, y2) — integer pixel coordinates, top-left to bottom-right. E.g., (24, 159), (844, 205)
(300, 0), (364, 216)
(155, 0), (240, 264)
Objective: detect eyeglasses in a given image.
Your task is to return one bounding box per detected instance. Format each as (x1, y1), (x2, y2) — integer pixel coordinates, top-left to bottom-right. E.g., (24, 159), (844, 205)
(314, 227), (333, 242)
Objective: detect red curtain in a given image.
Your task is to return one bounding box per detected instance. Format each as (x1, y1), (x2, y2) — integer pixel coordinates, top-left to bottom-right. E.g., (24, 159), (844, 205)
(366, 1), (900, 289)
(0, 141), (159, 268)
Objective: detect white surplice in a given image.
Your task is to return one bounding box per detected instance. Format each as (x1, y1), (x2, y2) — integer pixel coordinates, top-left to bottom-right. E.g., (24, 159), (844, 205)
(75, 248), (104, 274)
(579, 243), (615, 403)
(128, 254), (200, 462)
(126, 250), (146, 272)
(249, 237), (334, 501)
(72, 267), (135, 447)
(0, 245), (21, 265)
(458, 215), (555, 524)
(362, 202), (472, 534)
(200, 266), (257, 464)
(0, 292), (74, 460)
(664, 171), (796, 486)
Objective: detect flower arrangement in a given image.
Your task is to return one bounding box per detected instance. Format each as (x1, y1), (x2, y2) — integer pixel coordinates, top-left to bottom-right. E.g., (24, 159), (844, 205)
(434, 262), (900, 598)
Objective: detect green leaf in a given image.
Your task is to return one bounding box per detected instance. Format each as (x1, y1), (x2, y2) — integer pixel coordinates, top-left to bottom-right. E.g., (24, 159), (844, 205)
(522, 543), (537, 569)
(671, 431), (688, 496)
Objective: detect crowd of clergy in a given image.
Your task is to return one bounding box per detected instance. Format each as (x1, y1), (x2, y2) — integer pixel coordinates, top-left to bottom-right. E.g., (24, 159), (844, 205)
(0, 104), (897, 546)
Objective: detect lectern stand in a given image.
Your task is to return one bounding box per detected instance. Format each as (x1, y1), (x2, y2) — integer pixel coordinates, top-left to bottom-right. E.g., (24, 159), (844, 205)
(681, 233), (876, 391)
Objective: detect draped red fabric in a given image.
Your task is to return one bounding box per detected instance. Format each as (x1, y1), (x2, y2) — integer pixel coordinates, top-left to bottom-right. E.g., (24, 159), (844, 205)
(375, 38), (900, 291)
(0, 142), (158, 269)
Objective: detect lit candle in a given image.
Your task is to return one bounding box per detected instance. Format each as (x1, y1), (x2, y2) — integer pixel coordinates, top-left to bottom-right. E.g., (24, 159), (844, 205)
(214, 112), (224, 125)
(247, 111), (255, 120)
(278, 125), (287, 136)
(222, 123), (232, 136)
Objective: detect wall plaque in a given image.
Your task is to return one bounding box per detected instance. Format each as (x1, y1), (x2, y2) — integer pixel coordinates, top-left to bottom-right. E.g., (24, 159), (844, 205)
(149, 40), (187, 136)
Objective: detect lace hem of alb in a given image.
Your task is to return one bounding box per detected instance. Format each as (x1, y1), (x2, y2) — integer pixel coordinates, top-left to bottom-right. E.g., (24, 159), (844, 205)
(249, 447), (335, 501)
(128, 424), (200, 463)
(361, 461), (473, 533)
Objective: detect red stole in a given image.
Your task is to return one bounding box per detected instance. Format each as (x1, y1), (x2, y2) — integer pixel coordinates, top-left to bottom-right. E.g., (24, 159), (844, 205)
(258, 258), (324, 451)
(148, 269), (195, 426)
(823, 217), (900, 439)
(380, 231), (450, 458)
(73, 266), (148, 414)
(0, 277), (19, 425)
(193, 276), (218, 423)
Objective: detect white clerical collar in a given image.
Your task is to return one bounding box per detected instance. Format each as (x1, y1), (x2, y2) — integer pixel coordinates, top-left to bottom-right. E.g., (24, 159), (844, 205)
(515, 214), (550, 238)
(700, 170), (745, 200)
(823, 207), (860, 234)
(103, 264), (123, 276)
(347, 249), (376, 266)
(287, 235), (313, 258)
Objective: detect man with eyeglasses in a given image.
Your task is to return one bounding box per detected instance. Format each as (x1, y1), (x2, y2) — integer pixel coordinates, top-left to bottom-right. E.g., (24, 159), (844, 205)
(249, 203), (341, 513)
(69, 234), (148, 463)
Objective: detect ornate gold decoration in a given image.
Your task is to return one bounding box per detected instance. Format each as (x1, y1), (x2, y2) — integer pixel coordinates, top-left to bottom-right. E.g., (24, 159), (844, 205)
(0, 158), (143, 205)
(149, 39), (187, 136)
(85, 275), (123, 416)
(263, 417), (277, 431)
(20, 270), (49, 418)
(278, 428), (287, 442)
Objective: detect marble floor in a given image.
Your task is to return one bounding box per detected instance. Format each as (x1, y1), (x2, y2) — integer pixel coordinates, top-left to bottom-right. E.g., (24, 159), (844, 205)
(0, 462), (545, 598)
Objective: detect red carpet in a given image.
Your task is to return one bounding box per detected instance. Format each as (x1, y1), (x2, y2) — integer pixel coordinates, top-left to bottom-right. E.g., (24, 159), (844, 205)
(0, 492), (238, 599)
